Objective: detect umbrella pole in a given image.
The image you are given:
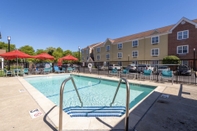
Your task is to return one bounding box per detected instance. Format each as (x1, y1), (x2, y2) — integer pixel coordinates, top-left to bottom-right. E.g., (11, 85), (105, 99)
(17, 57), (18, 77)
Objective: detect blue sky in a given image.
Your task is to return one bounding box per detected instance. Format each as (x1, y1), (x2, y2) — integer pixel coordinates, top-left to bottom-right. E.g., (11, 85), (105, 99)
(0, 0), (197, 52)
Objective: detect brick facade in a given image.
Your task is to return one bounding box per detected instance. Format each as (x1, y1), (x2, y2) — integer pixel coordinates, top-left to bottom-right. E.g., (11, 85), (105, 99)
(168, 21), (197, 59)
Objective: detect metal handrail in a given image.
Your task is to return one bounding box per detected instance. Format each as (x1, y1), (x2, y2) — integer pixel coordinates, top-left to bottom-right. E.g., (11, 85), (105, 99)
(110, 77), (130, 131)
(59, 76), (83, 131)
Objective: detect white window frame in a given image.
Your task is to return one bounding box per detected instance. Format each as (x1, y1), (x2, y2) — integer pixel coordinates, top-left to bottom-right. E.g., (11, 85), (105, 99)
(106, 45), (110, 52)
(106, 54), (110, 60)
(151, 36), (159, 44)
(177, 30), (189, 40)
(132, 50), (138, 58)
(151, 48), (159, 56)
(181, 60), (189, 66)
(96, 55), (100, 61)
(177, 45), (189, 54)
(96, 47), (101, 53)
(117, 43), (123, 50)
(132, 40), (138, 47)
(117, 52), (123, 58)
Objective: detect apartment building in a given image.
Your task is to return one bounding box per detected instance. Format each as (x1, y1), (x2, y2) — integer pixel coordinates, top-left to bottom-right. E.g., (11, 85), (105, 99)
(168, 17), (197, 67)
(82, 17), (197, 67)
(81, 42), (101, 62)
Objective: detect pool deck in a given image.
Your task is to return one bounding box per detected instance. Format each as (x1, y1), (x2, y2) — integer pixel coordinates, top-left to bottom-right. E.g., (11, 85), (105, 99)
(0, 73), (197, 131)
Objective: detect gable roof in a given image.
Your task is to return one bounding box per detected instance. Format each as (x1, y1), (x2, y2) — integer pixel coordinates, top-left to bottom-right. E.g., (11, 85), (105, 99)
(169, 17), (197, 33)
(82, 42), (102, 50)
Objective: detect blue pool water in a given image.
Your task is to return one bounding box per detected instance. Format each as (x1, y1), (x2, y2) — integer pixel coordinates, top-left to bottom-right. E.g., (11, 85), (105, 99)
(25, 75), (155, 109)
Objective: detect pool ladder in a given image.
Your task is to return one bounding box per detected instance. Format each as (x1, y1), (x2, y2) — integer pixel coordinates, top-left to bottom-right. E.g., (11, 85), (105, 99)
(59, 76), (130, 131)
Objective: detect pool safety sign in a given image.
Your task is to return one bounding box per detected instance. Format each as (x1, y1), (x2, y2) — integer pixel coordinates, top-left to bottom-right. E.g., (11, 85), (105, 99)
(29, 109), (43, 119)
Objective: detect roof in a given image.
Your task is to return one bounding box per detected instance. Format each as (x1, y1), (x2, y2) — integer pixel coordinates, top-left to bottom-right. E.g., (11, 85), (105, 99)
(82, 42), (102, 50)
(93, 17), (197, 47)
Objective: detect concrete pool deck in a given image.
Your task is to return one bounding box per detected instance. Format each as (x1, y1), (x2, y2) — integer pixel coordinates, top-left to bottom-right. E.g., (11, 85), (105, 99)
(0, 73), (197, 131)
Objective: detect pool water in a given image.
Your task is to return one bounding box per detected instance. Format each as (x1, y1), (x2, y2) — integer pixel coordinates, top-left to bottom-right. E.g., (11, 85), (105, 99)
(25, 75), (155, 109)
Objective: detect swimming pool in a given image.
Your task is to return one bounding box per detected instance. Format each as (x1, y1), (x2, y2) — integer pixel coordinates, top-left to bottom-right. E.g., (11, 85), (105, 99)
(25, 74), (155, 111)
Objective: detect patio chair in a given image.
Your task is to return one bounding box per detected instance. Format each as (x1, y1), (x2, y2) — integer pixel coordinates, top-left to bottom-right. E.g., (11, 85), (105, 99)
(23, 68), (29, 75)
(67, 67), (73, 73)
(4, 69), (15, 77)
(19, 69), (24, 76)
(121, 68), (130, 78)
(54, 66), (64, 73)
(109, 68), (118, 77)
(43, 68), (51, 74)
(140, 69), (153, 80)
(159, 70), (174, 84)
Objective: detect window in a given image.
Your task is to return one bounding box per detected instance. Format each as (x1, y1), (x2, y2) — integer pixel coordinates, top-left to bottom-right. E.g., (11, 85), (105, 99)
(81, 50), (84, 54)
(117, 43), (123, 50)
(151, 36), (159, 44)
(97, 55), (100, 60)
(106, 45), (110, 51)
(106, 54), (110, 59)
(132, 40), (138, 47)
(96, 47), (100, 53)
(117, 52), (123, 58)
(132, 50), (138, 57)
(86, 49), (89, 54)
(177, 45), (189, 54)
(177, 30), (189, 40)
(151, 48), (159, 56)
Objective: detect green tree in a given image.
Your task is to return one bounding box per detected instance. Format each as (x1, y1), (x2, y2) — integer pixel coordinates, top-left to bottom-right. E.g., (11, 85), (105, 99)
(19, 45), (35, 55)
(63, 50), (72, 56)
(162, 55), (180, 64)
(46, 47), (56, 56)
(36, 49), (45, 55)
(52, 47), (63, 62)
(72, 51), (80, 61)
(0, 41), (16, 51)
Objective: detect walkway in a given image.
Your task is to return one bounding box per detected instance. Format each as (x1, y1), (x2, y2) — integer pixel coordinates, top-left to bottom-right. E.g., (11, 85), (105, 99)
(0, 74), (197, 131)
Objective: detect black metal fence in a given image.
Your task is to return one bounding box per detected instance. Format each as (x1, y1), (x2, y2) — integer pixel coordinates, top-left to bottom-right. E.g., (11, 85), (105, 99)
(78, 60), (197, 85)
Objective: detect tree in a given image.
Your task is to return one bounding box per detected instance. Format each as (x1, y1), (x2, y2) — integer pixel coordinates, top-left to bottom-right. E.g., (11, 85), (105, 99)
(52, 47), (64, 62)
(72, 51), (80, 61)
(19, 45), (35, 55)
(36, 49), (46, 55)
(63, 50), (72, 56)
(162, 55), (180, 64)
(46, 47), (56, 56)
(0, 41), (16, 51)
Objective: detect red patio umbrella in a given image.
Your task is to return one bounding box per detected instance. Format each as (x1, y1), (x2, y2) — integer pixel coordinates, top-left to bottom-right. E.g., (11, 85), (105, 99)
(58, 54), (78, 66)
(61, 54), (78, 61)
(33, 53), (54, 60)
(0, 50), (33, 74)
(0, 50), (33, 60)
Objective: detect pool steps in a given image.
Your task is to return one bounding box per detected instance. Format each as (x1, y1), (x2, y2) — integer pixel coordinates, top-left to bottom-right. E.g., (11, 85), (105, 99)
(63, 106), (126, 117)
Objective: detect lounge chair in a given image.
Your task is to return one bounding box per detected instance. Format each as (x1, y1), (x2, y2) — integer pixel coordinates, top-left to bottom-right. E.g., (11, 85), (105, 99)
(121, 68), (130, 78)
(54, 66), (64, 73)
(109, 68), (118, 77)
(159, 70), (174, 84)
(140, 69), (153, 80)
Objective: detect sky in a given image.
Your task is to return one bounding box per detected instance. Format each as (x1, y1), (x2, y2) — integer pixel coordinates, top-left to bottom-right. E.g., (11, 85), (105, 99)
(0, 0), (197, 52)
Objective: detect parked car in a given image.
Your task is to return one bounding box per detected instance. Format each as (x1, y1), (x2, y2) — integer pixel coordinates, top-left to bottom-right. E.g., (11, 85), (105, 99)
(126, 64), (137, 72)
(176, 65), (192, 76)
(108, 64), (122, 71)
(136, 64), (154, 73)
(156, 65), (169, 74)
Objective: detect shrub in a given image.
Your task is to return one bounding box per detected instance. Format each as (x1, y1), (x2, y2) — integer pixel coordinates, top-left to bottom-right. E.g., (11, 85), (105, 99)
(162, 55), (180, 64)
